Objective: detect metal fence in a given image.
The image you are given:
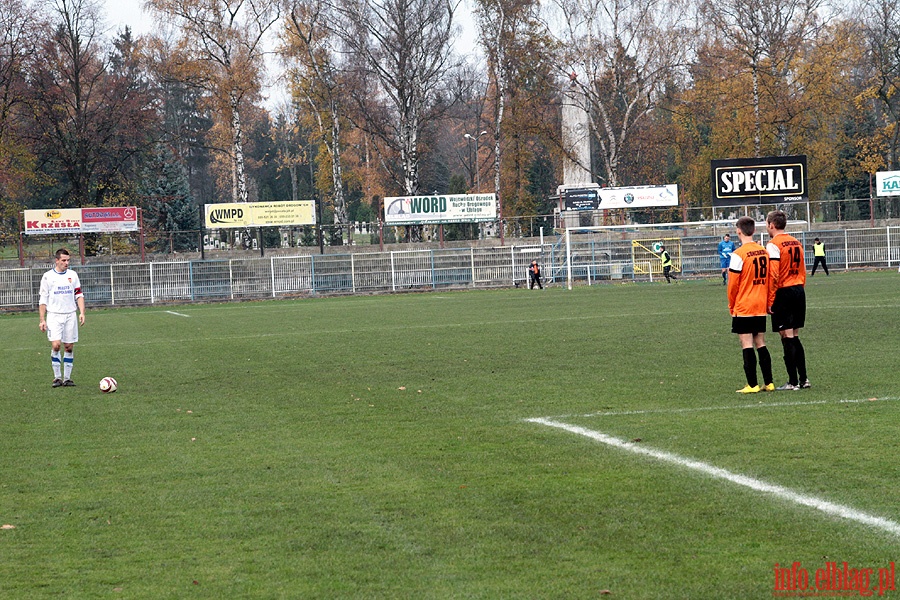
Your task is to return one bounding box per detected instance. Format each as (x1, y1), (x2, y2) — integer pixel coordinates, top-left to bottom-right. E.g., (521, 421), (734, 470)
(2, 226), (898, 309)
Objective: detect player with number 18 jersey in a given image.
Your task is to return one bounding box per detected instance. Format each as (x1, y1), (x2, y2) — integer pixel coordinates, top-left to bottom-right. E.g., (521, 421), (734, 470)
(728, 242), (771, 318)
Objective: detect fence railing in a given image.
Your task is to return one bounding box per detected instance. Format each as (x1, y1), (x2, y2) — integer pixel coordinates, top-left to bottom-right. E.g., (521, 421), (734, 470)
(2, 226), (898, 309)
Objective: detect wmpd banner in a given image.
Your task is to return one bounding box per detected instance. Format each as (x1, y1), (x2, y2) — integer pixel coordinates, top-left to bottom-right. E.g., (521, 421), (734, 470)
(598, 184), (678, 209)
(204, 201), (316, 228)
(24, 207), (139, 235)
(711, 155), (808, 206)
(384, 194), (497, 225)
(875, 170), (900, 197)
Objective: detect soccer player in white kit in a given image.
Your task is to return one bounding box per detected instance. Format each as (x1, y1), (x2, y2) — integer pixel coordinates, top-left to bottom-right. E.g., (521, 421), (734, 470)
(39, 248), (86, 387)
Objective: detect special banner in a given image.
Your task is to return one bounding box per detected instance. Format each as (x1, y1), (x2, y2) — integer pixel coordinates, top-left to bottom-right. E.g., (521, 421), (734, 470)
(597, 184), (678, 209)
(25, 207), (139, 235)
(204, 201), (316, 228)
(711, 155), (808, 206)
(384, 194), (497, 225)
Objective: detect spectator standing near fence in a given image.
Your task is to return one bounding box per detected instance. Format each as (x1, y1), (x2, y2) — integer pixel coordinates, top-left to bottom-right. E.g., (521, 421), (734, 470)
(717, 233), (736, 285)
(39, 248), (86, 387)
(811, 238), (829, 276)
(728, 217), (775, 393)
(766, 210), (810, 391)
(529, 260), (543, 289)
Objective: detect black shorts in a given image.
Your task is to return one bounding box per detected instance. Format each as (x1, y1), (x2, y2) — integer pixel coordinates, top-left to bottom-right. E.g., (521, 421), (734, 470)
(771, 285), (806, 332)
(732, 316), (767, 335)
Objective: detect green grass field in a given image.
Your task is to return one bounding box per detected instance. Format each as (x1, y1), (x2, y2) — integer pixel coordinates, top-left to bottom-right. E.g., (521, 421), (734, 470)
(2, 272), (899, 599)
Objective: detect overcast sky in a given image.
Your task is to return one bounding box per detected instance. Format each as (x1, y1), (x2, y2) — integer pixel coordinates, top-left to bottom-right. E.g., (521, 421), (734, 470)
(101, 0), (480, 110)
(103, 0), (153, 37)
(102, 0), (479, 49)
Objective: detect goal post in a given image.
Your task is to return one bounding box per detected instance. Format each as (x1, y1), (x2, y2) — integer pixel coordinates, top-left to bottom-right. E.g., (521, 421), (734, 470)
(563, 220), (742, 289)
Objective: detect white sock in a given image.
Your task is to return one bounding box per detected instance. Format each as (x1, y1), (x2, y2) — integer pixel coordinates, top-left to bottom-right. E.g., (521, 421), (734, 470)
(63, 351), (74, 381)
(51, 350), (62, 379)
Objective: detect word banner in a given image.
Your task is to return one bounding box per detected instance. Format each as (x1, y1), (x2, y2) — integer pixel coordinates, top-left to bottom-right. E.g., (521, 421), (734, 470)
(81, 207), (139, 232)
(875, 171), (900, 197)
(711, 155), (808, 206)
(384, 194), (497, 225)
(205, 201), (316, 228)
(598, 185), (678, 209)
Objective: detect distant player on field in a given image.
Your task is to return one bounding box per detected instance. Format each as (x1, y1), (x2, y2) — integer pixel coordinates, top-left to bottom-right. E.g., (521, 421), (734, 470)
(766, 210), (810, 390)
(728, 217), (774, 394)
(659, 245), (677, 283)
(39, 248), (86, 387)
(810, 237), (829, 276)
(717, 233), (736, 285)
(528, 260), (543, 289)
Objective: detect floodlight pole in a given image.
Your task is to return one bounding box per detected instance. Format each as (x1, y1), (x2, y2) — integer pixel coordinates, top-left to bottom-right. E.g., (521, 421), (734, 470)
(464, 130), (489, 240)
(463, 130), (488, 192)
(18, 212), (24, 267)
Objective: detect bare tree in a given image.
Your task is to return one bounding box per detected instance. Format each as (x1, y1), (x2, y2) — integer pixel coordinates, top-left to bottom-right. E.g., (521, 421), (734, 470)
(23, 0), (157, 207)
(476, 0), (543, 243)
(284, 0), (348, 227)
(146, 0), (281, 204)
(334, 0), (458, 202)
(0, 0), (40, 207)
(855, 0), (900, 169)
(701, 0), (829, 156)
(550, 0), (692, 186)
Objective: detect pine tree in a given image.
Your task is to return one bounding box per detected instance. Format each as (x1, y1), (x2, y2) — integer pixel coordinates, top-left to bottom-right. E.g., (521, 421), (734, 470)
(141, 146), (200, 252)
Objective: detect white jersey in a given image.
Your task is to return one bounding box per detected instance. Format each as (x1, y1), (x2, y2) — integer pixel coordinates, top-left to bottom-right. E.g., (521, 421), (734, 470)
(39, 268), (83, 314)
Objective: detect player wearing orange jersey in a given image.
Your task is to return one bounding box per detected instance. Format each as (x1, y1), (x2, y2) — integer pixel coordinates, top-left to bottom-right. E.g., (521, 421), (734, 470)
(727, 217), (774, 394)
(766, 210), (810, 391)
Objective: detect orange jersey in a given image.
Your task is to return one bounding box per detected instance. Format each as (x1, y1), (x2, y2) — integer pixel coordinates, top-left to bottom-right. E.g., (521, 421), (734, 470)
(767, 233), (806, 293)
(727, 241), (772, 317)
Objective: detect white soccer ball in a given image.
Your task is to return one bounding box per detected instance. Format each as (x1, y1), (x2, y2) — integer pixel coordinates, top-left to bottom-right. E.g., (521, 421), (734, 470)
(99, 377), (118, 393)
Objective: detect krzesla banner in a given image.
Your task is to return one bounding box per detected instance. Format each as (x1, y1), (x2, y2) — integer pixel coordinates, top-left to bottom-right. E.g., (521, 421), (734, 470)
(24, 209), (82, 234)
(875, 171), (900, 197)
(711, 155), (808, 206)
(597, 184), (678, 209)
(384, 194), (497, 225)
(25, 207), (139, 235)
(205, 201), (316, 228)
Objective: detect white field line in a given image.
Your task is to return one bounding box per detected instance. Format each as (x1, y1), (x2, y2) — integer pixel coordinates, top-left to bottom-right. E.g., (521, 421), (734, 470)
(164, 311), (190, 317)
(545, 396), (900, 420)
(527, 417), (900, 537)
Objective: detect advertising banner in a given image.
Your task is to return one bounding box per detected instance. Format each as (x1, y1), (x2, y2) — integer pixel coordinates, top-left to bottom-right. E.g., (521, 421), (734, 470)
(81, 207), (139, 232)
(205, 201), (316, 228)
(875, 171), (900, 197)
(711, 155), (808, 206)
(383, 194), (497, 225)
(24, 209), (83, 235)
(597, 184), (678, 209)
(25, 207), (140, 234)
(563, 188), (600, 211)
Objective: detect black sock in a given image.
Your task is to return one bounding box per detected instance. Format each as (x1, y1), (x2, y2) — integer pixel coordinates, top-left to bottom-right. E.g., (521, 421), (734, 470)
(793, 337), (807, 382)
(742, 348), (758, 387)
(781, 337), (797, 385)
(757, 346), (772, 385)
